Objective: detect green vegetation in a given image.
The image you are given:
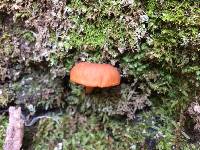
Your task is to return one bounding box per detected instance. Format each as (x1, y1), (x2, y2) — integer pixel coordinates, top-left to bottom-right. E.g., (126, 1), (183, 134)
(31, 109), (175, 149)
(0, 0), (199, 149)
(0, 115), (8, 148)
(0, 88), (9, 106)
(22, 31), (36, 43)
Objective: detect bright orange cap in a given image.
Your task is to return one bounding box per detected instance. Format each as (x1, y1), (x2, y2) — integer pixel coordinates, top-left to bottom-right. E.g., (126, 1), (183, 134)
(70, 62), (121, 88)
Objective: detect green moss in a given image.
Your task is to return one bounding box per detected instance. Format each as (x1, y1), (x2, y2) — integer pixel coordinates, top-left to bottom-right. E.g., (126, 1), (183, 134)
(146, 0), (200, 64)
(64, 0), (139, 52)
(0, 33), (14, 55)
(31, 113), (144, 149)
(22, 31), (36, 43)
(69, 19), (106, 47)
(0, 0), (200, 148)
(0, 89), (9, 106)
(121, 51), (149, 77)
(68, 18), (127, 49)
(0, 115), (8, 147)
(32, 107), (197, 149)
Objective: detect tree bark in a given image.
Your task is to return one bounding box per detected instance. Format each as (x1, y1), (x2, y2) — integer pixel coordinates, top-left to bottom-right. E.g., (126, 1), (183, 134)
(3, 107), (24, 150)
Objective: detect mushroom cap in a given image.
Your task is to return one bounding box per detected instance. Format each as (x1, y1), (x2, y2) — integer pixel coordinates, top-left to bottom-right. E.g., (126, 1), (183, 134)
(70, 62), (121, 88)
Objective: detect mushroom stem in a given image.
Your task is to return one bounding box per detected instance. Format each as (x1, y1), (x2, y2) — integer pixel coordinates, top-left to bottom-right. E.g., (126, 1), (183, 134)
(85, 86), (94, 94)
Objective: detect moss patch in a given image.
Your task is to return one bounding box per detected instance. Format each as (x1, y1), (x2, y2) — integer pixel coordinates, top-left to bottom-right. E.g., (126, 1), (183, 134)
(0, 115), (8, 148)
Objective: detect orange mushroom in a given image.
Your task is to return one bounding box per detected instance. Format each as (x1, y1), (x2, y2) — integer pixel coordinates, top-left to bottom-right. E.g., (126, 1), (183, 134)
(70, 62), (121, 93)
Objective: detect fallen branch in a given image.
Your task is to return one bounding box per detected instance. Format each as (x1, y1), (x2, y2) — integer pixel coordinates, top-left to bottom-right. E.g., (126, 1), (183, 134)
(3, 106), (24, 150)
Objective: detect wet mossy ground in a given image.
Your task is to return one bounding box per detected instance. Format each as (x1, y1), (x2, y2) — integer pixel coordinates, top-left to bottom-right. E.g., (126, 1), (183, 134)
(0, 0), (200, 149)
(1, 107), (197, 149)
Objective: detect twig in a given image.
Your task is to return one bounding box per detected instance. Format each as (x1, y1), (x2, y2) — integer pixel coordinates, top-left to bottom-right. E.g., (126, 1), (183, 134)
(3, 106), (24, 150)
